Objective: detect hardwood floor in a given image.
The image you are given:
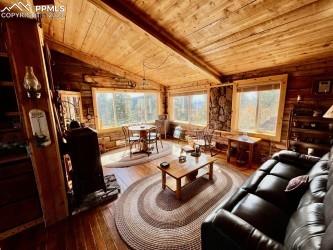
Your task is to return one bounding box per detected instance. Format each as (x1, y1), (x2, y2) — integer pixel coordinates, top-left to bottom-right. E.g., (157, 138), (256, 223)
(0, 140), (257, 250)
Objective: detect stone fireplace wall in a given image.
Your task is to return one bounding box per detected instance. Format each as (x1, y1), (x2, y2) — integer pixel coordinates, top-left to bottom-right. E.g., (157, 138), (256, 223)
(209, 86), (233, 131)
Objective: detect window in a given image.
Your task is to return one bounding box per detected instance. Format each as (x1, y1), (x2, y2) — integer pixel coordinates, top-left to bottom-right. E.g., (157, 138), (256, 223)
(171, 92), (207, 126)
(58, 91), (83, 129)
(93, 89), (159, 130)
(232, 75), (287, 141)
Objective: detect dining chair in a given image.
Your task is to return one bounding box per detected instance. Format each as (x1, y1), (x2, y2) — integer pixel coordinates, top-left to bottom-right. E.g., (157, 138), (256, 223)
(192, 127), (217, 156)
(156, 125), (163, 149)
(147, 127), (160, 155)
(148, 125), (163, 147)
(204, 130), (218, 156)
(122, 126), (140, 156)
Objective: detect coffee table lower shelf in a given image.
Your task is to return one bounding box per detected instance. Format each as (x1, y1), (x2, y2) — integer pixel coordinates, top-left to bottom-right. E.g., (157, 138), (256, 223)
(165, 168), (209, 192)
(162, 164), (213, 200)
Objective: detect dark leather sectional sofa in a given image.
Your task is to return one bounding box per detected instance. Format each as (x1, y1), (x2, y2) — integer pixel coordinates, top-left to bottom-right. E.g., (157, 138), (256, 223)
(202, 150), (333, 250)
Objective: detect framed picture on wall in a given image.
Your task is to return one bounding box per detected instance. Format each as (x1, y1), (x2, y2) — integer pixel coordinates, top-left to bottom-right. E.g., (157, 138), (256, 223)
(313, 80), (332, 95)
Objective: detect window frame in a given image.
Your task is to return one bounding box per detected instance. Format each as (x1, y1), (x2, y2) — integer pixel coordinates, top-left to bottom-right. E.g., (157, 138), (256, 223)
(58, 90), (83, 124)
(169, 91), (209, 127)
(92, 88), (161, 132)
(231, 74), (288, 141)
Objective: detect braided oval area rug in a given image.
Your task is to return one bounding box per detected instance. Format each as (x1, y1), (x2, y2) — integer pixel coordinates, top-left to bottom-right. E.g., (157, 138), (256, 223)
(115, 166), (246, 250)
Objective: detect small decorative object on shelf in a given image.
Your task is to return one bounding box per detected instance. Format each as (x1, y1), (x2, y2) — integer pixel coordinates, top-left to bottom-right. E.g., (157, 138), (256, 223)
(297, 94), (302, 103)
(313, 110), (323, 117)
(329, 123), (333, 131)
(307, 148), (315, 156)
(287, 104), (333, 157)
(24, 66), (41, 99)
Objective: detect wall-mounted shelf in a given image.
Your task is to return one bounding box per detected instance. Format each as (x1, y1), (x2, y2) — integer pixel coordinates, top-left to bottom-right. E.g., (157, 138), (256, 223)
(293, 116), (333, 122)
(0, 128), (21, 133)
(289, 141), (331, 151)
(287, 104), (333, 157)
(291, 127), (333, 136)
(0, 81), (14, 87)
(0, 52), (8, 57)
(0, 153), (29, 165)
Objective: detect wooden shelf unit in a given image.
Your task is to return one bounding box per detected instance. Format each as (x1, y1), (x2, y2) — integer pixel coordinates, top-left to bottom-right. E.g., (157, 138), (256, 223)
(0, 52), (8, 57)
(0, 81), (14, 87)
(0, 22), (43, 237)
(287, 104), (333, 157)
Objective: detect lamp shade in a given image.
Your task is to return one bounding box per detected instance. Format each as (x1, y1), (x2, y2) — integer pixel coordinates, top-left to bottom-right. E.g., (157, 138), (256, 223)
(323, 105), (333, 118)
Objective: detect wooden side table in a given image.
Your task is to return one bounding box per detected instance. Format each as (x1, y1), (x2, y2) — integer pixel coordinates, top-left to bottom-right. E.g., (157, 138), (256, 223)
(227, 135), (261, 165)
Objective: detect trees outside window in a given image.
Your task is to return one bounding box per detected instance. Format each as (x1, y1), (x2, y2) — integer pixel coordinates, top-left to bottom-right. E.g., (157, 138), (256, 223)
(94, 90), (159, 130)
(172, 93), (207, 126)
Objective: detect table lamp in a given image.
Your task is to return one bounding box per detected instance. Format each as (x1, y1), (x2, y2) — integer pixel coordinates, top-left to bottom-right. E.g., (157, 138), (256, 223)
(323, 105), (333, 118)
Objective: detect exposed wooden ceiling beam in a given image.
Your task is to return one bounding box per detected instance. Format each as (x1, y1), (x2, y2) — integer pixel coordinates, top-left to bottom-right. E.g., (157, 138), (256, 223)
(88, 0), (222, 83)
(45, 37), (164, 90)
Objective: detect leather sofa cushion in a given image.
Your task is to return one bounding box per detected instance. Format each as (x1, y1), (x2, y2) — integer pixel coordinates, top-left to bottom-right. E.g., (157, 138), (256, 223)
(321, 152), (331, 162)
(231, 193), (288, 242)
(259, 159), (278, 172)
(324, 186), (333, 225)
(254, 175), (292, 211)
(284, 203), (325, 250)
(298, 175), (327, 209)
(242, 170), (267, 192)
(272, 150), (319, 169)
(270, 162), (308, 180)
(327, 160), (333, 190)
(205, 209), (283, 250)
(272, 150), (300, 164)
(218, 188), (248, 212)
(320, 220), (333, 250)
(308, 160), (329, 178)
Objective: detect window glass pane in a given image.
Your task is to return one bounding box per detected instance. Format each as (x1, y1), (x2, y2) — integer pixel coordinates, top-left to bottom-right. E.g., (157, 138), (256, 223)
(257, 89), (280, 133)
(190, 94), (207, 125)
(145, 94), (158, 122)
(127, 93), (145, 124)
(96, 92), (116, 128)
(96, 91), (158, 128)
(238, 91), (257, 131)
(113, 93), (129, 125)
(173, 96), (189, 122)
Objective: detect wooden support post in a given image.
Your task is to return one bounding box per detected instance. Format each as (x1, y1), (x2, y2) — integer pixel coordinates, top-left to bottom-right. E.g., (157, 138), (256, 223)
(5, 19), (68, 226)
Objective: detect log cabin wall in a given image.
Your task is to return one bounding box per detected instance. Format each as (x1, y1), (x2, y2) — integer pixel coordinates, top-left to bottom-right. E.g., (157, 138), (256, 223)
(168, 57), (333, 162)
(51, 51), (166, 151)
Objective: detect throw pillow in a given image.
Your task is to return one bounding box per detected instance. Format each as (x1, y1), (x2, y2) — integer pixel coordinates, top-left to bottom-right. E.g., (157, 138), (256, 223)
(285, 175), (309, 192)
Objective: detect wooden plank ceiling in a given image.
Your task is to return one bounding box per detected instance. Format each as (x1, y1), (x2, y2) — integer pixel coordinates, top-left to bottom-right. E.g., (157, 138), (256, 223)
(7, 0), (333, 86)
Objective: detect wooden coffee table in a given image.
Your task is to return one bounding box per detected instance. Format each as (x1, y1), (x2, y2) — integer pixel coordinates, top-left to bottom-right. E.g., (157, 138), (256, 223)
(157, 154), (216, 200)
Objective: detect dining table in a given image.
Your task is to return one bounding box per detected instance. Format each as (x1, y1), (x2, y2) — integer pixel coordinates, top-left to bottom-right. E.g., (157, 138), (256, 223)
(128, 124), (155, 154)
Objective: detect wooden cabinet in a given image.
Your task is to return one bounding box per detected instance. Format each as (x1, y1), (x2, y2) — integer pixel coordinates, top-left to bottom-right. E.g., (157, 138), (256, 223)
(155, 119), (169, 139)
(287, 104), (333, 157)
(0, 159), (42, 232)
